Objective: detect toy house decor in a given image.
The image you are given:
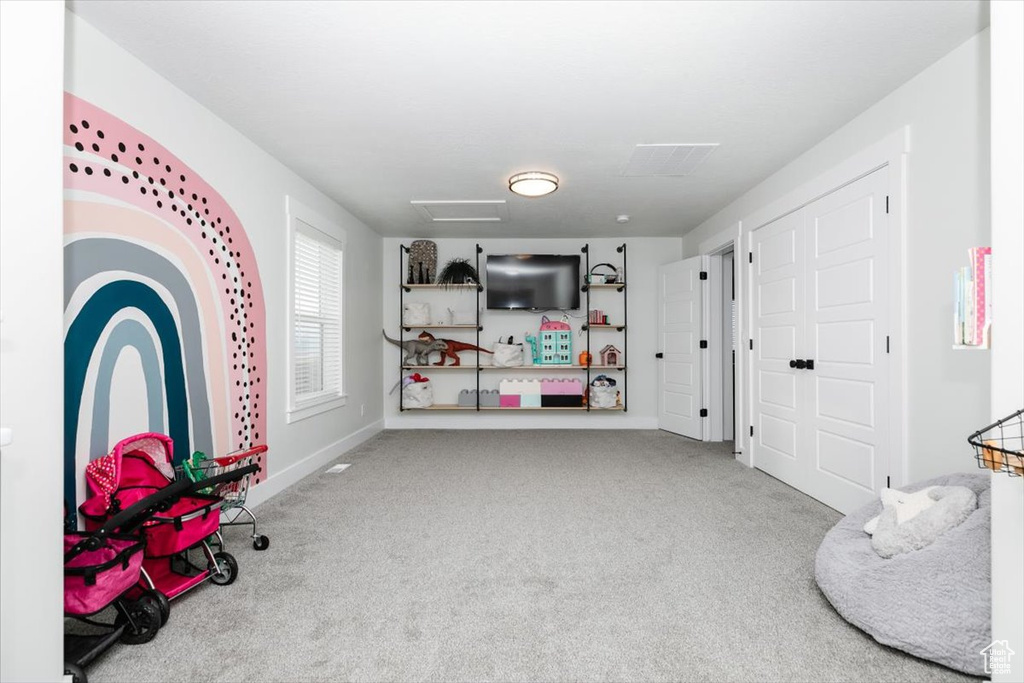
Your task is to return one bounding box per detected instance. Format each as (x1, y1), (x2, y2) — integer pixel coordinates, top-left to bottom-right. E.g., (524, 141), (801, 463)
(538, 315), (572, 365)
(599, 344), (622, 367)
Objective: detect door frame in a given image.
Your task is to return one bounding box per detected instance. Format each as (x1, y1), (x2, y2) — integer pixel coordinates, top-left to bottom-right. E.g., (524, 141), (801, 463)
(699, 230), (740, 444)
(738, 127), (909, 485)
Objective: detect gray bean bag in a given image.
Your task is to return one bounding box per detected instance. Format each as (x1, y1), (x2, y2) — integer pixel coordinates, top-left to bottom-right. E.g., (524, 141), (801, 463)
(815, 473), (991, 676)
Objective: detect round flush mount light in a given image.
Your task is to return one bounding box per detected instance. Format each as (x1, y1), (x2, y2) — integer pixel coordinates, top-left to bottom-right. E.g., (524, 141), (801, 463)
(508, 171), (559, 197)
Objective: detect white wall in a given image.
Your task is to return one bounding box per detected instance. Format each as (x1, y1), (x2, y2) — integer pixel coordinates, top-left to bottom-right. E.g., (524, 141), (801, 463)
(65, 11), (384, 505)
(382, 237), (681, 429)
(682, 30), (991, 482)
(0, 3), (65, 680)
(990, 2), (1024, 680)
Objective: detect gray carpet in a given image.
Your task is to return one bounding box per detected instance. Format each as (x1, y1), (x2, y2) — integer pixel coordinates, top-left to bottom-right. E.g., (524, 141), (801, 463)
(88, 430), (976, 682)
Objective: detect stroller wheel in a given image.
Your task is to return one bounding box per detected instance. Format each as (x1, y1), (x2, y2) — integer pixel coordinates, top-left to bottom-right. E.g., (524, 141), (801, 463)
(64, 662), (87, 683)
(143, 590), (171, 625)
(253, 535), (270, 551)
(117, 598), (161, 645)
(209, 551), (238, 586)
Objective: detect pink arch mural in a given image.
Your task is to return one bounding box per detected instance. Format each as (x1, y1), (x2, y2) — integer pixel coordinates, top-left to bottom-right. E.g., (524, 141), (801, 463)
(64, 93), (267, 510)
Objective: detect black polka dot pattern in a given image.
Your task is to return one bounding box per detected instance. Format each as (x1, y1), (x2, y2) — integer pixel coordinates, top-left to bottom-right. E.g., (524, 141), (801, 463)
(66, 102), (267, 480)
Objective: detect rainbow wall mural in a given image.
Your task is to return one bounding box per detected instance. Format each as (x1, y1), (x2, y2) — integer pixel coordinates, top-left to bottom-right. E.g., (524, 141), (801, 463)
(64, 93), (267, 515)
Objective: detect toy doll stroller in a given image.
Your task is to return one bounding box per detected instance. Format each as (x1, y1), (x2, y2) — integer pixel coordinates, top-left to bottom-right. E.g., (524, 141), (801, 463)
(78, 433), (259, 625)
(64, 478), (191, 683)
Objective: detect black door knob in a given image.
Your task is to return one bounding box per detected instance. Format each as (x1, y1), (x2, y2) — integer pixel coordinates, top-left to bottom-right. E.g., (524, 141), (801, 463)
(792, 359), (807, 369)
(655, 352), (664, 359)
(789, 360), (797, 368)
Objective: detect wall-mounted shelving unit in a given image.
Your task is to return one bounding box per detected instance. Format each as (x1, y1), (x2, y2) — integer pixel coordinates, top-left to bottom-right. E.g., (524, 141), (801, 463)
(395, 242), (627, 412)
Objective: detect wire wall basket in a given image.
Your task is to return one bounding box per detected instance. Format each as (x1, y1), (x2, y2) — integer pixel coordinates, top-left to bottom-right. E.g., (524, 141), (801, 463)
(968, 408), (1024, 477)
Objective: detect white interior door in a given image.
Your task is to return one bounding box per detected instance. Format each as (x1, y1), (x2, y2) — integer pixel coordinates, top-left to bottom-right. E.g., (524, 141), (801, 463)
(751, 210), (807, 489)
(658, 256), (704, 439)
(803, 169), (889, 512)
(750, 168), (889, 514)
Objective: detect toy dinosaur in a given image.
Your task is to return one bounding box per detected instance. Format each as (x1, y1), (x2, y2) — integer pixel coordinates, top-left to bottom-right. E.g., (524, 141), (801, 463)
(418, 331), (494, 366)
(382, 330), (447, 365)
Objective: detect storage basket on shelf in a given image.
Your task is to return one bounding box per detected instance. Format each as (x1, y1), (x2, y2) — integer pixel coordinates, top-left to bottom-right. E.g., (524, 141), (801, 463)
(588, 375), (619, 409)
(968, 408), (1024, 476)
(402, 377), (434, 408)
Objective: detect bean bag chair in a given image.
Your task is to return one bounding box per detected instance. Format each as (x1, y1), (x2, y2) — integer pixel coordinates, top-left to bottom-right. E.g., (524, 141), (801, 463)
(815, 473), (991, 676)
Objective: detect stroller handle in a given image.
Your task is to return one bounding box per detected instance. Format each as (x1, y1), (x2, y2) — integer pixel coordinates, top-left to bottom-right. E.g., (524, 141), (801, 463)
(98, 477), (193, 536)
(66, 477), (193, 562)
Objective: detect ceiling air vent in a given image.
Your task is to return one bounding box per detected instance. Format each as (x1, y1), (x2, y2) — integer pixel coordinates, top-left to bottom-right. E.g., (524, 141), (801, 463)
(410, 200), (509, 223)
(622, 144), (719, 176)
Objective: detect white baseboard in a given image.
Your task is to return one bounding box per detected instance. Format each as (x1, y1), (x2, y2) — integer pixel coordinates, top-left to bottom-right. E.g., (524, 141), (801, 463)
(245, 419), (384, 509)
(384, 415), (658, 430)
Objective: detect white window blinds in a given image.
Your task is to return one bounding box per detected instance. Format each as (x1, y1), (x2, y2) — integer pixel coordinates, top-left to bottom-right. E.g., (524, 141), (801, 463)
(292, 221), (343, 407)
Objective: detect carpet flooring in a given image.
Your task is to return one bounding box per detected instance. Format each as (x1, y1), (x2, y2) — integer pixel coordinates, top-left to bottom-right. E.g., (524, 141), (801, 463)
(88, 430), (976, 682)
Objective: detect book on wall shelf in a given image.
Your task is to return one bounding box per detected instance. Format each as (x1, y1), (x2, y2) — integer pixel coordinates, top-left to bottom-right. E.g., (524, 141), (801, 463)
(953, 246), (991, 349)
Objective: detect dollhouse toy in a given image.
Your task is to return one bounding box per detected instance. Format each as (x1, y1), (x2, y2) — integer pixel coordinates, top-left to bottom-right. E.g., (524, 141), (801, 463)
(599, 344), (622, 367)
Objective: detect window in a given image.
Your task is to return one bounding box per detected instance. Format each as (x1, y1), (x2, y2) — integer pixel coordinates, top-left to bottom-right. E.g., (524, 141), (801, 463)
(287, 198), (345, 422)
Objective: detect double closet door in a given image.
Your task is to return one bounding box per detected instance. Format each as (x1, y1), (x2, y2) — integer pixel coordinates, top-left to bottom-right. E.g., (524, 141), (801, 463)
(750, 168), (889, 514)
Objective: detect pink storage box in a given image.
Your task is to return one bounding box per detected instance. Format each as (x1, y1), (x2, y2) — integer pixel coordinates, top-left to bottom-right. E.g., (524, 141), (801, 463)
(541, 378), (583, 395)
(500, 394), (521, 408)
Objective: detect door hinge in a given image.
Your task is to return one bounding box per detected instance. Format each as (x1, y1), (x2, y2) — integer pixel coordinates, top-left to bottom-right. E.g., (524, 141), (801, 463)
(699, 339), (708, 349)
(886, 476), (891, 488)
(749, 339), (753, 350)
(750, 425), (754, 437)
(886, 335), (890, 353)
(699, 271), (708, 280)
(700, 408), (708, 418)
(885, 196), (890, 214)
(748, 252), (753, 264)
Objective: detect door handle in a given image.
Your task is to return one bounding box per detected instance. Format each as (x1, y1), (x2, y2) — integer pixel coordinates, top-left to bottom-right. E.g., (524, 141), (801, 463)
(655, 352), (664, 359)
(790, 359), (807, 369)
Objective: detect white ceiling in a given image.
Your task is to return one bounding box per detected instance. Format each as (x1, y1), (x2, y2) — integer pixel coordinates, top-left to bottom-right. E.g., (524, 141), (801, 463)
(67, 0), (988, 238)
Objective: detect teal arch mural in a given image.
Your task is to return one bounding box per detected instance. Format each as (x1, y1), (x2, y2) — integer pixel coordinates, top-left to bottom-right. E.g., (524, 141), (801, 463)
(64, 281), (190, 510)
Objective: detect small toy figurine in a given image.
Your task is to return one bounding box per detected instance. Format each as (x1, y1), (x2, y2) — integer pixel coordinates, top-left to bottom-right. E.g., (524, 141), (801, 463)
(525, 333), (540, 365)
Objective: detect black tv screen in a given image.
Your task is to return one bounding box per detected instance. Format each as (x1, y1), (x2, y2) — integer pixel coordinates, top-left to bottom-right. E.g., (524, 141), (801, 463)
(486, 254), (581, 310)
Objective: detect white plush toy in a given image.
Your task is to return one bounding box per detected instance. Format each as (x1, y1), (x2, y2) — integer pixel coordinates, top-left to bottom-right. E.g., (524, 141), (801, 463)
(863, 486), (939, 535)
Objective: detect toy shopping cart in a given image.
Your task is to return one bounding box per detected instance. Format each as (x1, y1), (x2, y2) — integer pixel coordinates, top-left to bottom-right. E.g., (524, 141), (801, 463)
(183, 445), (270, 550)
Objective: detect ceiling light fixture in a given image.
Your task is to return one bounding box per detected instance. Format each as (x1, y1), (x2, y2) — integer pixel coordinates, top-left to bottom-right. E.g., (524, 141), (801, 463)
(508, 171), (558, 197)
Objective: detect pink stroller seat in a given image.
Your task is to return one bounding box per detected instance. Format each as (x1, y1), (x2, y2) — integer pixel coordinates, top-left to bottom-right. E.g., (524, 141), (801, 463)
(64, 532), (144, 616)
(80, 433), (222, 558)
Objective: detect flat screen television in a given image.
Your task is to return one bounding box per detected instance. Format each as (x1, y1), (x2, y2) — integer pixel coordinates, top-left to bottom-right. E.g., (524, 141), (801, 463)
(486, 254), (581, 310)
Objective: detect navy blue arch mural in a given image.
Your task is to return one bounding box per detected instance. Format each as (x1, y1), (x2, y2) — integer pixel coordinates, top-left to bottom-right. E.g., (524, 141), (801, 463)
(64, 281), (191, 512)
